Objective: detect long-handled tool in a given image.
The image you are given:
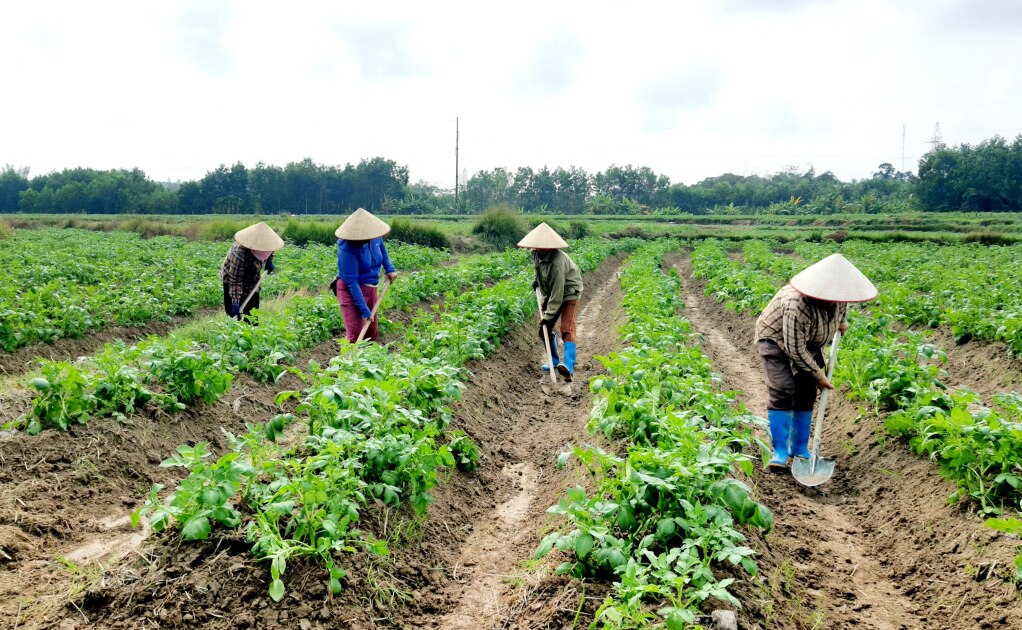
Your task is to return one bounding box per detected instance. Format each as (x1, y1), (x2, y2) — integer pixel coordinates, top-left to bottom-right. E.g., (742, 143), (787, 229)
(355, 278), (391, 343)
(536, 288), (572, 396)
(792, 331), (842, 487)
(235, 272), (266, 320)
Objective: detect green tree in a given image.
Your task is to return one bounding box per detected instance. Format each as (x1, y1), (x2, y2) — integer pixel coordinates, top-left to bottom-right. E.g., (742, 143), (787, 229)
(0, 165), (29, 212)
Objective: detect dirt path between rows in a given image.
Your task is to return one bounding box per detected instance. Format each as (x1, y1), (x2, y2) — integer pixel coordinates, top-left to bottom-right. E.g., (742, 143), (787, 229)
(421, 258), (625, 630)
(673, 252), (1022, 629)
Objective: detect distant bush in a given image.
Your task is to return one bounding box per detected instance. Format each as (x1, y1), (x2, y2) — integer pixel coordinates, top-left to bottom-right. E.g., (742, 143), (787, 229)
(962, 230), (1019, 245)
(118, 217), (183, 239)
(283, 219), (336, 246)
(472, 205), (526, 249)
(823, 230), (849, 242)
(608, 225), (650, 240)
(388, 217), (449, 249)
(0, 221), (14, 240)
(198, 219), (249, 242)
(568, 220), (591, 239)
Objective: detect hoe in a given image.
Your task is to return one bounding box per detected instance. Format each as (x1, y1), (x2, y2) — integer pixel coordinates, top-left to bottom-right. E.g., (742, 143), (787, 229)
(792, 331), (841, 487)
(536, 288), (572, 397)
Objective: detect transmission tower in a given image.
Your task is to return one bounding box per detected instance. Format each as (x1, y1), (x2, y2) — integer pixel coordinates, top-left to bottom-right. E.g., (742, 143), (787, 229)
(927, 122), (942, 146)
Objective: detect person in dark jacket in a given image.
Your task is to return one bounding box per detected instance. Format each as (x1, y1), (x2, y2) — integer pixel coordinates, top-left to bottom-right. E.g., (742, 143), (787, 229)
(518, 223), (583, 381)
(334, 208), (398, 343)
(755, 253), (877, 471)
(219, 222), (284, 323)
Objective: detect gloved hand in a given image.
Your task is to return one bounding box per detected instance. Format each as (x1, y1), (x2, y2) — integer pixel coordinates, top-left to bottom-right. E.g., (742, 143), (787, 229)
(360, 305), (372, 319)
(265, 260), (275, 274)
(231, 301), (241, 318)
(538, 318), (555, 341)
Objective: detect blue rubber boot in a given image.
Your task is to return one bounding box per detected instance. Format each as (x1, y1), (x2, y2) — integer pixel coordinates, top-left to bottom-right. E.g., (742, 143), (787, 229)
(542, 333), (560, 372)
(768, 410), (794, 470)
(790, 410), (814, 459)
(556, 341), (576, 382)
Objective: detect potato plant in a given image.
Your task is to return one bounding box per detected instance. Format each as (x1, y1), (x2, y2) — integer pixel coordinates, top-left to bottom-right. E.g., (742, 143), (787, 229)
(691, 239), (1022, 519)
(539, 242), (772, 628)
(17, 248), (527, 433)
(0, 228), (448, 351)
(135, 238), (632, 600)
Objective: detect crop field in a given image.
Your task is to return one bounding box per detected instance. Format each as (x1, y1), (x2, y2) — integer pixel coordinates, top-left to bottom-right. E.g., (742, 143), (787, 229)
(2, 224), (1022, 629)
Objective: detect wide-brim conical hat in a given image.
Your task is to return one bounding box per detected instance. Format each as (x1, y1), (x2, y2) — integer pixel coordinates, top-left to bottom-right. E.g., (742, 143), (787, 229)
(234, 222), (284, 251)
(789, 253), (878, 302)
(335, 208), (391, 240)
(517, 222), (568, 249)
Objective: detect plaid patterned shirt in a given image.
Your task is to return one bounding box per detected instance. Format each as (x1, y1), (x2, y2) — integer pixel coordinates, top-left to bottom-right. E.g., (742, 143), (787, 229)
(219, 243), (269, 303)
(755, 284), (847, 378)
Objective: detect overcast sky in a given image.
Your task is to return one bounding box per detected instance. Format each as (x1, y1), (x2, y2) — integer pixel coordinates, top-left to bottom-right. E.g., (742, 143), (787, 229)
(1, 0), (1019, 188)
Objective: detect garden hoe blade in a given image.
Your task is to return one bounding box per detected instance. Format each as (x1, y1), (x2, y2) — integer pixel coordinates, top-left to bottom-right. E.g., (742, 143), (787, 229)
(791, 454), (836, 487)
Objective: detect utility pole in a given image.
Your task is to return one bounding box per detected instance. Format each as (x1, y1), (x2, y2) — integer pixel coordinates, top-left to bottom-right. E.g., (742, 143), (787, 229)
(454, 117), (459, 211)
(901, 124), (906, 172)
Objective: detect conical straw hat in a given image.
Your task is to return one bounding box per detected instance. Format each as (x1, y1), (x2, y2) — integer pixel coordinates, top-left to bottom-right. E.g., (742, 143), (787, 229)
(517, 222), (568, 249)
(789, 253), (878, 303)
(234, 222), (284, 251)
(335, 208), (391, 240)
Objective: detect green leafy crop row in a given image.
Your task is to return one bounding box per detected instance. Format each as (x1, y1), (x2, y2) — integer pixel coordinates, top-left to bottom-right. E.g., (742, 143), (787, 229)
(133, 238), (634, 601)
(691, 240), (1022, 519)
(0, 227), (448, 351)
(18, 249), (524, 434)
(538, 241), (772, 629)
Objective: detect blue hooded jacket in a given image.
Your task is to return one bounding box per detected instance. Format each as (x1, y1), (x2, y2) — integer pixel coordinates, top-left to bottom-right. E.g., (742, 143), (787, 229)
(337, 237), (396, 315)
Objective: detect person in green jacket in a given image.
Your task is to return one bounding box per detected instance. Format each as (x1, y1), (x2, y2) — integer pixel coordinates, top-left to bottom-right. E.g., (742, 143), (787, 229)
(518, 223), (583, 381)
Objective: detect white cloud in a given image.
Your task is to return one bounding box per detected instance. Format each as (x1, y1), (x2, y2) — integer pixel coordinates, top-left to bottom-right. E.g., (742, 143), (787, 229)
(0, 0), (1019, 187)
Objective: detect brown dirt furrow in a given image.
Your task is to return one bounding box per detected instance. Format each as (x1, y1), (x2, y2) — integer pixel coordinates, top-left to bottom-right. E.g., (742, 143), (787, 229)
(674, 251), (1022, 630)
(17, 258), (622, 630)
(422, 257), (626, 630)
(923, 328), (1022, 397)
(0, 303), (415, 630)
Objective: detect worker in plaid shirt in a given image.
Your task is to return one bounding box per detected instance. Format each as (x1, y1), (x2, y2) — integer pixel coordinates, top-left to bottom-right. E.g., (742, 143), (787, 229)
(219, 223), (284, 323)
(755, 254), (877, 472)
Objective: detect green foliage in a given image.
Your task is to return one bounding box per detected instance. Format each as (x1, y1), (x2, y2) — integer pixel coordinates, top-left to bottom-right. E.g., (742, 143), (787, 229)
(388, 217), (450, 249)
(697, 236), (1022, 518)
(471, 205), (526, 249)
(138, 237), (628, 601)
(540, 242), (770, 627)
(133, 442), (254, 540)
(0, 220), (14, 239)
(449, 430), (481, 472)
(196, 219), (249, 241)
(282, 219), (337, 245)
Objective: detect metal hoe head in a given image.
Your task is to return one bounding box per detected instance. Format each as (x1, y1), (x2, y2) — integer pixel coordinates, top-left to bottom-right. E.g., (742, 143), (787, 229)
(541, 378), (573, 397)
(791, 455), (836, 487)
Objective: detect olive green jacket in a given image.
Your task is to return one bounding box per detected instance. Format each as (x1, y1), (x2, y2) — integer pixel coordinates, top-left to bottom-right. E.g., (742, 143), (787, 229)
(533, 249), (583, 320)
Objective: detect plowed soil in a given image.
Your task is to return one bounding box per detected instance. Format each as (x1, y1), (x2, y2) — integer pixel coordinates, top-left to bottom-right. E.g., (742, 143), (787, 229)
(7, 249), (1022, 630)
(672, 251), (1022, 630)
(0, 300), (417, 629)
(1, 258), (626, 629)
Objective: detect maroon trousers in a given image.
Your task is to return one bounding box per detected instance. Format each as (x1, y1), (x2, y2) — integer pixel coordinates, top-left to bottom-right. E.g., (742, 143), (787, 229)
(336, 280), (379, 343)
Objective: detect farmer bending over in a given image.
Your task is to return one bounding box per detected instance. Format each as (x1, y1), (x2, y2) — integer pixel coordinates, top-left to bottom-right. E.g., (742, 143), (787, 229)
(333, 208), (397, 343)
(519, 223), (583, 382)
(755, 254), (877, 471)
(220, 222), (284, 324)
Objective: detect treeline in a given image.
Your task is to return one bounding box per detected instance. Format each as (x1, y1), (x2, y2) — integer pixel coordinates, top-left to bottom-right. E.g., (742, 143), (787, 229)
(1, 134), (1020, 215)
